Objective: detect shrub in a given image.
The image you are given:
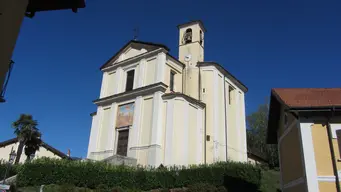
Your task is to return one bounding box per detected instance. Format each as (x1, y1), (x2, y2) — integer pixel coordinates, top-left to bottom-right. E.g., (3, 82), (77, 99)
(187, 183), (217, 192)
(0, 161), (20, 179)
(17, 158), (262, 191)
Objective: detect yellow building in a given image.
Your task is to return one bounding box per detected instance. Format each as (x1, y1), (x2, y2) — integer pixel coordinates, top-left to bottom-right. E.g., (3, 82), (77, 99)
(87, 21), (248, 166)
(267, 88), (341, 192)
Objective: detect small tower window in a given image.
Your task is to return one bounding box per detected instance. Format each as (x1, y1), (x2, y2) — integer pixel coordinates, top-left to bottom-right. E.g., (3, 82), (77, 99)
(183, 28), (192, 44)
(200, 30), (203, 45)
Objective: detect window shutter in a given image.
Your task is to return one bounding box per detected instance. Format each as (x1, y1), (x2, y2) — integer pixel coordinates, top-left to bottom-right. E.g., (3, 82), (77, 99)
(336, 129), (341, 159)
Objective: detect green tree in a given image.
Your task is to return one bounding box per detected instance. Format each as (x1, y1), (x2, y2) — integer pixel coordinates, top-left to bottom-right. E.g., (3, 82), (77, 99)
(12, 114), (42, 163)
(246, 103), (279, 169)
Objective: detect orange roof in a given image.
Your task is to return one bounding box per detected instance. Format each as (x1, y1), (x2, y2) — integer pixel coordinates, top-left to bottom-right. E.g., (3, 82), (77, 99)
(267, 88), (341, 144)
(272, 88), (341, 108)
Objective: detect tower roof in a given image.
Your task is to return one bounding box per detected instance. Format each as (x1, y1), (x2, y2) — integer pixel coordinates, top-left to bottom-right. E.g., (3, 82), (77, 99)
(177, 20), (207, 32)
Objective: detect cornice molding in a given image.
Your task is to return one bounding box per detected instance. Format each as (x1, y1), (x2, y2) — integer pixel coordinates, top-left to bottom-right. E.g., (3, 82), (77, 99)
(93, 82), (168, 106)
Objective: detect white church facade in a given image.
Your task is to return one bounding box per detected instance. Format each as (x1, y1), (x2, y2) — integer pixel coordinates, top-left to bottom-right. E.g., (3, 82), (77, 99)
(87, 21), (248, 166)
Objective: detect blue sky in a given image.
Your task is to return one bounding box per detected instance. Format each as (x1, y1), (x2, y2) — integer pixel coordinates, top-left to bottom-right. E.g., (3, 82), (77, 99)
(1, 0), (340, 158)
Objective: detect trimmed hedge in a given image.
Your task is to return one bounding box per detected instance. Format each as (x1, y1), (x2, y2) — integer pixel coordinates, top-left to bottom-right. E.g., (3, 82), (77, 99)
(0, 161), (20, 179)
(17, 158), (262, 191)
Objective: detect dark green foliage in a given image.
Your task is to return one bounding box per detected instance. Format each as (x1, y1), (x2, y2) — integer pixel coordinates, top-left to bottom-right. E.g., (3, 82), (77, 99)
(12, 114), (42, 163)
(17, 158), (262, 191)
(187, 183), (217, 192)
(259, 170), (281, 192)
(247, 103), (279, 169)
(0, 161), (20, 179)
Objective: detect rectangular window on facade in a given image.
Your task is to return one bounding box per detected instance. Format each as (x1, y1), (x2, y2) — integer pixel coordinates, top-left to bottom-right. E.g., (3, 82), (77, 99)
(170, 71), (175, 92)
(125, 70), (135, 91)
(336, 129), (341, 159)
(116, 129), (129, 156)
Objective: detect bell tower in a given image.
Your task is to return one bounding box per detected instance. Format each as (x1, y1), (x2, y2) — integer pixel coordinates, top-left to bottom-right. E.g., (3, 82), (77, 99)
(178, 20), (206, 99)
(178, 20), (206, 66)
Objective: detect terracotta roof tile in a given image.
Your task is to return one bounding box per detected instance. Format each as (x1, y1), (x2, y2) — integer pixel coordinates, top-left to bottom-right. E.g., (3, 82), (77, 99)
(272, 88), (341, 108)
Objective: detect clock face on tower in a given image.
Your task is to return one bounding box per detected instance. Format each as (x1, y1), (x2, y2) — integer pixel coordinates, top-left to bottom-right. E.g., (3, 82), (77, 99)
(184, 54), (192, 62)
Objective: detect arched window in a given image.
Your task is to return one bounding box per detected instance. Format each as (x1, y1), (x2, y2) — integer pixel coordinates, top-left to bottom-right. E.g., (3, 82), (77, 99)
(183, 28), (192, 44)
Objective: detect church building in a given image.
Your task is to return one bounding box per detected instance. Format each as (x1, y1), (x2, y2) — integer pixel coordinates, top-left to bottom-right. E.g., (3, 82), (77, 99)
(87, 21), (248, 166)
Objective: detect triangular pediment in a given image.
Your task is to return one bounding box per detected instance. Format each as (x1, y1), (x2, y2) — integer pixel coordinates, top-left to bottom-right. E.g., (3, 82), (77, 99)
(100, 40), (170, 70)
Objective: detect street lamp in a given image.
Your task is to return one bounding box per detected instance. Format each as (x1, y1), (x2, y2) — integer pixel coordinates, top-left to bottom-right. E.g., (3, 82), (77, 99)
(30, 153), (35, 161)
(2, 149), (17, 184)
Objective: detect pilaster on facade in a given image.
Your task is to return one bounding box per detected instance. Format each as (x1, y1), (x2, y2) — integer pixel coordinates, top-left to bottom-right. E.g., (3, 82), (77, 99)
(299, 122), (319, 192)
(100, 72), (108, 98)
(239, 92), (247, 162)
(221, 77), (227, 161)
(106, 103), (118, 152)
(148, 91), (164, 166)
(183, 103), (189, 166)
(224, 78), (229, 161)
(114, 67), (124, 94)
(127, 96), (143, 158)
(87, 111), (99, 158)
(155, 53), (166, 83)
(235, 90), (243, 161)
(137, 59), (146, 88)
(164, 99), (174, 166)
(197, 108), (204, 164)
(213, 70), (219, 162)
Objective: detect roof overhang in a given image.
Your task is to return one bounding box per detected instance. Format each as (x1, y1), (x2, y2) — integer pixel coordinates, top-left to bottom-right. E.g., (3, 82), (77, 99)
(177, 20), (207, 32)
(197, 62), (248, 93)
(26, 0), (86, 13)
(267, 88), (341, 144)
(100, 40), (170, 70)
(162, 92), (206, 108)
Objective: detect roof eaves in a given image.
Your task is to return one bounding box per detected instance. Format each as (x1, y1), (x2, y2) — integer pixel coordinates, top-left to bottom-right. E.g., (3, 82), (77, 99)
(162, 92), (206, 108)
(41, 142), (70, 159)
(197, 62), (248, 92)
(99, 40), (170, 70)
(0, 138), (18, 148)
(177, 20), (207, 32)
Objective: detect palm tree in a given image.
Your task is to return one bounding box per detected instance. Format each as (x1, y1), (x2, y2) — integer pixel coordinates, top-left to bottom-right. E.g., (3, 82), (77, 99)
(12, 114), (42, 163)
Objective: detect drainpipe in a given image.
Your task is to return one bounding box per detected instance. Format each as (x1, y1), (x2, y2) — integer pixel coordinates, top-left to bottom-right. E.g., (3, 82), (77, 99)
(326, 107), (341, 192)
(223, 77), (228, 161)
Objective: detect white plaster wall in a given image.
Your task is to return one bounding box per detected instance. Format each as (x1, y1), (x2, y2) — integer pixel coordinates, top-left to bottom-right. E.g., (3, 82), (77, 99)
(0, 142), (61, 164)
(136, 97), (153, 165)
(87, 113), (99, 158)
(35, 147), (62, 160)
(188, 104), (198, 164)
(145, 58), (156, 86)
(99, 107), (111, 151)
(0, 143), (19, 162)
(164, 63), (182, 93)
(201, 70), (214, 163)
(124, 48), (143, 59)
(201, 66), (247, 163)
(172, 99), (186, 165)
(107, 72), (116, 96)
